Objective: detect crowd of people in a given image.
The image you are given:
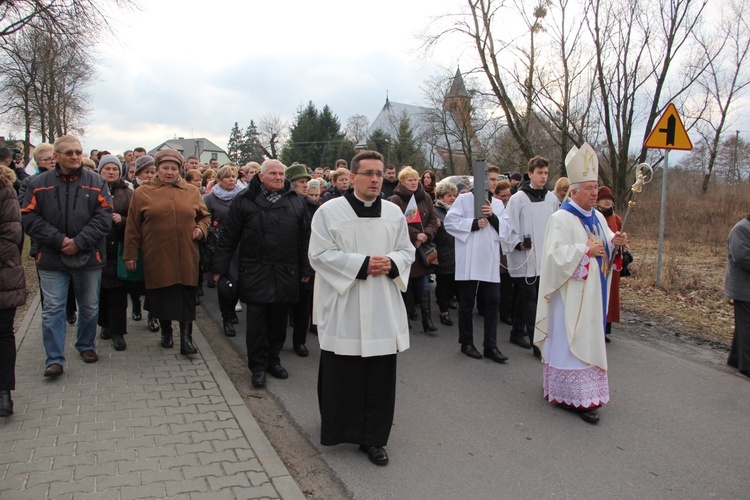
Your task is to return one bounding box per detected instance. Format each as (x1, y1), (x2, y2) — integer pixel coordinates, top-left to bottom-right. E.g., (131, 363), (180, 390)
(0, 137), (747, 467)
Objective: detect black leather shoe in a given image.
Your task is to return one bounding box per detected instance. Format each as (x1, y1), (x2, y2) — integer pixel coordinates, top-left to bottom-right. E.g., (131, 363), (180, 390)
(359, 445), (389, 466)
(148, 317), (160, 332)
(179, 322), (198, 355)
(223, 320), (236, 337)
(251, 371), (266, 388)
(100, 327), (111, 340)
(0, 391), (13, 416)
(131, 310), (142, 321)
(294, 344), (309, 357)
(483, 347), (509, 363)
(461, 344), (482, 359)
(266, 364), (289, 379)
(447, 300), (457, 310)
(500, 315), (513, 325)
(66, 311), (77, 325)
(605, 336), (611, 343)
(509, 335), (532, 349)
(231, 313), (239, 325)
(532, 345), (542, 358)
(112, 334), (126, 351)
(580, 409), (600, 424)
(439, 314), (453, 326)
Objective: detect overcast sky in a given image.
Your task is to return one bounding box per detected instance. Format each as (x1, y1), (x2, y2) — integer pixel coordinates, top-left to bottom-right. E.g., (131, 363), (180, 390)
(83, 0), (465, 155)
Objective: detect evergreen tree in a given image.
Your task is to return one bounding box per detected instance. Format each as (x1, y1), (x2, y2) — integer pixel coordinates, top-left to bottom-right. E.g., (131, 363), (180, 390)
(243, 120), (266, 163)
(281, 101), (345, 167)
(366, 128), (392, 159)
(392, 116), (425, 168)
(227, 122), (244, 164)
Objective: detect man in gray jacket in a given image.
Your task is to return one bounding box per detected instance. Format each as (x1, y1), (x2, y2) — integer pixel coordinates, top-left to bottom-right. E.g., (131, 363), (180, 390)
(21, 135), (112, 378)
(726, 215), (750, 378)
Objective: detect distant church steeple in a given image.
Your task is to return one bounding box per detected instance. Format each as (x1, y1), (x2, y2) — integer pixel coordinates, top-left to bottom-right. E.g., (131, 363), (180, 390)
(445, 67), (471, 128)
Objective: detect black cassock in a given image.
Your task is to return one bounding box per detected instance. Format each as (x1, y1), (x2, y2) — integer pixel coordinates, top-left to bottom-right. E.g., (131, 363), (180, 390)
(318, 350), (397, 447)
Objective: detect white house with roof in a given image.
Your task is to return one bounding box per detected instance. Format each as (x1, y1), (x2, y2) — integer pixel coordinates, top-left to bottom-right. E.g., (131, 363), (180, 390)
(149, 137), (230, 165)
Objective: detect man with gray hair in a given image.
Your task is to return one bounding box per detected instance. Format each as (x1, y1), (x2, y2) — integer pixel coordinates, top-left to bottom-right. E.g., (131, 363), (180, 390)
(21, 135), (113, 378)
(212, 159), (313, 388)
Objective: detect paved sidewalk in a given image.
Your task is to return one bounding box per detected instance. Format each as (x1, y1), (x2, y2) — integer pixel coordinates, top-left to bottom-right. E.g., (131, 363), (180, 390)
(0, 294), (305, 499)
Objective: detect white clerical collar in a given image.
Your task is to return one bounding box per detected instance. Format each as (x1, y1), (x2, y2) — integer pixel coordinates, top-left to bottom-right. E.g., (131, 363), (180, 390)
(570, 199), (593, 216)
(353, 192), (375, 207)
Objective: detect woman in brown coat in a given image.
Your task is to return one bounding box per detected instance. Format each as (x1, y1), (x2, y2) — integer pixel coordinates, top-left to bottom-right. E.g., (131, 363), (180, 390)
(123, 149), (210, 354)
(389, 167), (439, 332)
(0, 165), (26, 416)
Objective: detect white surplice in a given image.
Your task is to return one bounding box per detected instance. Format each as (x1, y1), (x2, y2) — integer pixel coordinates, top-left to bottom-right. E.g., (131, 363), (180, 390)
(504, 190), (558, 278)
(444, 192), (514, 283)
(309, 197), (415, 357)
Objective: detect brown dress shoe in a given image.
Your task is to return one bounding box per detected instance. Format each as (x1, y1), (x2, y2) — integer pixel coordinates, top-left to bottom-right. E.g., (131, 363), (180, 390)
(80, 350), (98, 363)
(44, 364), (64, 378)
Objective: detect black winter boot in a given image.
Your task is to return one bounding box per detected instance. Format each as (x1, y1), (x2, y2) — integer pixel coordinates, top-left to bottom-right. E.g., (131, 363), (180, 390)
(160, 320), (173, 348)
(180, 322), (198, 355)
(419, 290), (438, 333)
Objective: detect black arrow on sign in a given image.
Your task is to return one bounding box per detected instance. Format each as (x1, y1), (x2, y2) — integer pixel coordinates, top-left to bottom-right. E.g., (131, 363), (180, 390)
(659, 115), (676, 146)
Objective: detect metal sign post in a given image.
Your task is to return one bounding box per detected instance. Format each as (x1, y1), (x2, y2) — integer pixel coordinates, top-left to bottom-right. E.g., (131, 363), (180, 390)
(656, 150), (668, 287)
(644, 103), (692, 288)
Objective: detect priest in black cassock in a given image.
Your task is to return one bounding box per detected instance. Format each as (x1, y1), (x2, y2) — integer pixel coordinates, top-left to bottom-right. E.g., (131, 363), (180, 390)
(308, 150), (415, 466)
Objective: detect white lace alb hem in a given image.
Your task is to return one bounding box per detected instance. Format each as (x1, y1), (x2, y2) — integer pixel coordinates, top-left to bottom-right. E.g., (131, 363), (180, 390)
(543, 363), (610, 408)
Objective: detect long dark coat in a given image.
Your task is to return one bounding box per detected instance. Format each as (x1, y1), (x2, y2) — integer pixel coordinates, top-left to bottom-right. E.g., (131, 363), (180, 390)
(211, 175), (313, 304)
(101, 179), (133, 289)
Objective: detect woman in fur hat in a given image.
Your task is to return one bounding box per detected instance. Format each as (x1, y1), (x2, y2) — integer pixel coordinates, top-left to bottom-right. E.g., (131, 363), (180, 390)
(123, 149), (210, 355)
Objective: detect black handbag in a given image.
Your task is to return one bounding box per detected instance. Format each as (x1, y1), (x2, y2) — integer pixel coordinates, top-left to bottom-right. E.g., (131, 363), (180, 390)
(200, 222), (220, 273)
(620, 248), (633, 277)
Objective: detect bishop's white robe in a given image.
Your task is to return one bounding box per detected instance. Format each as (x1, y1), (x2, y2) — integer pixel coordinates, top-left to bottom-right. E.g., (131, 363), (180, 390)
(504, 189), (558, 278)
(309, 196), (415, 357)
(533, 201), (615, 408)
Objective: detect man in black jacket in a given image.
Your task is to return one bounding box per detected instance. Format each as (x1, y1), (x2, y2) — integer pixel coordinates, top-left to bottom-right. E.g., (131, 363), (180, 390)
(212, 159), (313, 388)
(21, 135), (113, 378)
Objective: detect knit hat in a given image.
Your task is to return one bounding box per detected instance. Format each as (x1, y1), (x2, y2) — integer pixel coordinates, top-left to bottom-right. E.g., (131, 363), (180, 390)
(154, 149), (184, 168)
(285, 164), (311, 182)
(454, 182), (469, 194)
(134, 155), (155, 176)
(97, 154), (121, 174)
(565, 142), (599, 184)
(307, 179), (321, 191)
(597, 185), (614, 201)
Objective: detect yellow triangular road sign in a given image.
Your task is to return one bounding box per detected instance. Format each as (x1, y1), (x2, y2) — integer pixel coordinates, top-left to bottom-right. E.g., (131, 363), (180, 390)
(644, 103), (693, 150)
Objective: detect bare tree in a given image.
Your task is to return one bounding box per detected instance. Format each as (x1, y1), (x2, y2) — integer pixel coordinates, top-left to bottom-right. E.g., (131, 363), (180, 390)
(588, 0), (709, 202)
(258, 113), (287, 159)
(688, 0), (750, 193)
(421, 0), (537, 161)
(0, 0), (137, 41)
(345, 114), (370, 145)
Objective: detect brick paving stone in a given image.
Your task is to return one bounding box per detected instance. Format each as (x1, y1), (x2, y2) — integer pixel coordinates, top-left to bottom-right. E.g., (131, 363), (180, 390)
(0, 297), (303, 499)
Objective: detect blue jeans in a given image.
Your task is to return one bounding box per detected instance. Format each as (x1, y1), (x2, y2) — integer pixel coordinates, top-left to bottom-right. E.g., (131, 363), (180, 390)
(38, 268), (102, 367)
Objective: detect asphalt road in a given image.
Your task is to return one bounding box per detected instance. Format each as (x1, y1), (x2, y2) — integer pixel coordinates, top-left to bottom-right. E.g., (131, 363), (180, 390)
(197, 284), (749, 499)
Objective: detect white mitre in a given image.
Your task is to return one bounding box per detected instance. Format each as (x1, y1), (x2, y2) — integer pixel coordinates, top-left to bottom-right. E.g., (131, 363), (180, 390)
(565, 142), (599, 184)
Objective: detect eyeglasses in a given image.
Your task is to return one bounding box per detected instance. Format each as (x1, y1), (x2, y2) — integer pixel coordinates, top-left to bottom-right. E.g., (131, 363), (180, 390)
(58, 150), (83, 157)
(355, 170), (384, 178)
(39, 157), (54, 163)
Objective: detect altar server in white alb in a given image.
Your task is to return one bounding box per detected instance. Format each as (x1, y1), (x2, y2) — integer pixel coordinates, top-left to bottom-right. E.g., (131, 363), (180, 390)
(309, 150), (415, 467)
(504, 156), (558, 349)
(444, 165), (515, 363)
(533, 142), (627, 424)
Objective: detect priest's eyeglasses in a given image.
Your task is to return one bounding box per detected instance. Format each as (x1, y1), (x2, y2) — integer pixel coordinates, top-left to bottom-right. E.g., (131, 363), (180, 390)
(355, 170), (384, 178)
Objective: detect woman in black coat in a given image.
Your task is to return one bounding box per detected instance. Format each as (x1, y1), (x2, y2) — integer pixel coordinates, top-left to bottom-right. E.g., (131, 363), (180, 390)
(433, 182), (458, 326)
(97, 156), (133, 351)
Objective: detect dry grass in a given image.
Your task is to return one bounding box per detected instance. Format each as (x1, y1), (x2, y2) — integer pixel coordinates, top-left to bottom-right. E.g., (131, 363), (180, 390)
(617, 169), (748, 346)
